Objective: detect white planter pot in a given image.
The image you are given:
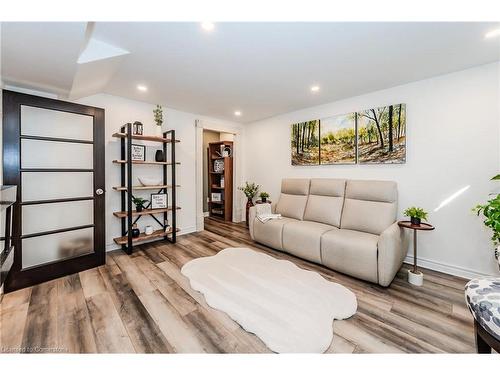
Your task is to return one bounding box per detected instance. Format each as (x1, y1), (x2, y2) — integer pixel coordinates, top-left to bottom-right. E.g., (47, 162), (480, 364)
(408, 269), (423, 286)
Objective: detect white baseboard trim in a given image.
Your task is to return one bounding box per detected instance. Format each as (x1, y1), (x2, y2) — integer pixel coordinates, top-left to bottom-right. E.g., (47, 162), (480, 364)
(105, 225), (198, 253)
(404, 255), (491, 280)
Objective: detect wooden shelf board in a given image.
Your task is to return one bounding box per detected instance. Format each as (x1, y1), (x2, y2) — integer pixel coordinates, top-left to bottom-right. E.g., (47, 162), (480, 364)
(209, 201), (224, 205)
(112, 185), (179, 191)
(113, 228), (180, 245)
(113, 207), (181, 218)
(210, 171), (224, 174)
(112, 132), (180, 143)
(211, 186), (224, 189)
(112, 159), (180, 166)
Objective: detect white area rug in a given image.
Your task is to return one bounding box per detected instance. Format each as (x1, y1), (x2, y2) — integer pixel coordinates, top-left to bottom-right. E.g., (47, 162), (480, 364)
(181, 247), (357, 353)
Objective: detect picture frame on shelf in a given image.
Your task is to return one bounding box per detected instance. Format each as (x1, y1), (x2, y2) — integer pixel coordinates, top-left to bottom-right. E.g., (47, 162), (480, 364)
(131, 144), (146, 161)
(150, 193), (168, 209)
(211, 192), (222, 202)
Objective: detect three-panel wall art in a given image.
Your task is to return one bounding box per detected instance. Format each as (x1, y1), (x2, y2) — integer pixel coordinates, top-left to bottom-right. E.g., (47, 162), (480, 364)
(290, 103), (406, 165)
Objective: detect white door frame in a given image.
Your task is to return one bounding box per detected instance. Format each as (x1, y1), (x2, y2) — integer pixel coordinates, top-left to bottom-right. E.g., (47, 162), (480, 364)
(195, 119), (244, 231)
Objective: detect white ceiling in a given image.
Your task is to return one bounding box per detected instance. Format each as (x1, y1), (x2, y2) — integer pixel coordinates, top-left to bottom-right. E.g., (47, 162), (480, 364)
(2, 22), (500, 123)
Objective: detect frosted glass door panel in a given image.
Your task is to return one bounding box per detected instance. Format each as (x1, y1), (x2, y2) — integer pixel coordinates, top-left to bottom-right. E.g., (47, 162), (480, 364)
(21, 105), (93, 141)
(22, 227), (94, 269)
(22, 200), (93, 235)
(22, 172), (93, 201)
(21, 139), (93, 169)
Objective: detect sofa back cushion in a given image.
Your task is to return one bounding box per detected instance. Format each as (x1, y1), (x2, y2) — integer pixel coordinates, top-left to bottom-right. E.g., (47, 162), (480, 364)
(275, 179), (310, 220)
(340, 179), (397, 235)
(303, 179), (346, 227)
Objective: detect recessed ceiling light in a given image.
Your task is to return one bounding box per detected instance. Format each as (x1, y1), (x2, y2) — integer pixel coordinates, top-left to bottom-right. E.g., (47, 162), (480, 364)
(310, 85), (320, 92)
(234, 111), (242, 116)
(137, 84), (148, 92)
(201, 22), (215, 31)
(485, 28), (500, 39)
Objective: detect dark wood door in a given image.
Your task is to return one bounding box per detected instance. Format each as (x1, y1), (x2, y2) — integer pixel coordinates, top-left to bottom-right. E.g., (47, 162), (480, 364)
(2, 90), (105, 292)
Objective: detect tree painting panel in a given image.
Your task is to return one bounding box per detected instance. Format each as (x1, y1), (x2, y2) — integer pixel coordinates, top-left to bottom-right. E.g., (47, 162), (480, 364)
(357, 103), (406, 164)
(320, 113), (356, 164)
(291, 120), (320, 165)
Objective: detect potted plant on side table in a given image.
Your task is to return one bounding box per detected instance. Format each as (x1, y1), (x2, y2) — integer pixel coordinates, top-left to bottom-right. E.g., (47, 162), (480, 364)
(403, 206), (428, 225)
(259, 192), (270, 203)
(399, 206), (433, 286)
(132, 197), (149, 212)
(238, 182), (260, 227)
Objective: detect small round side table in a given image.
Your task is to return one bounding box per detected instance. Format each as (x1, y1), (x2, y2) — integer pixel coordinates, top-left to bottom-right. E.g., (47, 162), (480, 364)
(255, 200), (272, 205)
(397, 221), (435, 286)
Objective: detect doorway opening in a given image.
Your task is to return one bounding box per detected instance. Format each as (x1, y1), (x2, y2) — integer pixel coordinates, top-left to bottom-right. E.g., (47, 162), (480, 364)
(195, 120), (242, 232)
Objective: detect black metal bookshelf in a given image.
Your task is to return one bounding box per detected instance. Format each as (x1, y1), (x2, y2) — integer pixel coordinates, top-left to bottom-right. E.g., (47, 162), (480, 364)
(112, 122), (180, 254)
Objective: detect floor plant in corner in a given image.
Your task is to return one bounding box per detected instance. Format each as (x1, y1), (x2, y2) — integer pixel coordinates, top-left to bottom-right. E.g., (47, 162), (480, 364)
(473, 173), (500, 269)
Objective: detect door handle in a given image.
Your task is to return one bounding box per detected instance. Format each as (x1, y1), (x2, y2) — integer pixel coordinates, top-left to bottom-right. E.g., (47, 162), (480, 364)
(96, 188), (104, 195)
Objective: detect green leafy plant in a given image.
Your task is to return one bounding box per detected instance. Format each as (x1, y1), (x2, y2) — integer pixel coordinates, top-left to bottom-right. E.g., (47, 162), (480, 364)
(153, 105), (163, 127)
(259, 192), (270, 199)
(132, 197), (149, 209)
(473, 195), (500, 246)
(238, 182), (260, 199)
(403, 207), (428, 220)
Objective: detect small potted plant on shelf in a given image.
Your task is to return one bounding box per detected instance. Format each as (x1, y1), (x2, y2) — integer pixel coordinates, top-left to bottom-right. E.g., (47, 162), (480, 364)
(238, 182), (260, 226)
(259, 191), (270, 203)
(403, 207), (428, 226)
(132, 197), (149, 212)
(473, 173), (500, 269)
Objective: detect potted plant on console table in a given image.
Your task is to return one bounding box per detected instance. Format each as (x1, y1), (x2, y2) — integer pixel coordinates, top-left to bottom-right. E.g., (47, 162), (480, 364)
(238, 182), (260, 227)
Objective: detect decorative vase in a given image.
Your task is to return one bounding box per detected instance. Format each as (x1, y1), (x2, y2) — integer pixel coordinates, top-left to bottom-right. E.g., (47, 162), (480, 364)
(245, 197), (254, 227)
(410, 217), (421, 225)
(136, 205), (143, 212)
(155, 150), (165, 162)
(131, 224), (140, 238)
(145, 225), (154, 235)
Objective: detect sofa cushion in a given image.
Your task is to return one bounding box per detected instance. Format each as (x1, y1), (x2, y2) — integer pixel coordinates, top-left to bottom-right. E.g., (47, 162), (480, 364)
(340, 179), (397, 235)
(304, 179), (346, 227)
(281, 178), (310, 195)
(276, 179), (311, 220)
(282, 220), (336, 263)
(276, 194), (309, 220)
(321, 229), (379, 283)
(253, 217), (298, 250)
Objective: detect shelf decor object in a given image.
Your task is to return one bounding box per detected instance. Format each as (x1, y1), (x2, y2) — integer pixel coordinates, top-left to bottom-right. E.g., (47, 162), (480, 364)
(207, 141), (233, 221)
(397, 220), (435, 286)
(112, 122), (180, 254)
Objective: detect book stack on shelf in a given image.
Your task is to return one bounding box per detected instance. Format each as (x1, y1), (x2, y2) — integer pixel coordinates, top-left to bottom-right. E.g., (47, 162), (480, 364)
(111, 122), (181, 254)
(207, 141), (233, 221)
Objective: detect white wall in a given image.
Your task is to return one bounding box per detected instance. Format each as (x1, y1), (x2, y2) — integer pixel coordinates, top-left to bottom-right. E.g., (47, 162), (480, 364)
(244, 62), (500, 278)
(77, 94), (243, 251)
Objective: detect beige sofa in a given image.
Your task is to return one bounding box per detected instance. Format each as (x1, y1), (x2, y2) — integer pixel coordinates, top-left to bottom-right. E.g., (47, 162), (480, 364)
(248, 178), (409, 286)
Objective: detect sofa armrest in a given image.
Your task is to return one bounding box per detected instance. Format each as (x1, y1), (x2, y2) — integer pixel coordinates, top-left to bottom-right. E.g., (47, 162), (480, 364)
(248, 206), (257, 239)
(377, 222), (409, 287)
(248, 203), (277, 239)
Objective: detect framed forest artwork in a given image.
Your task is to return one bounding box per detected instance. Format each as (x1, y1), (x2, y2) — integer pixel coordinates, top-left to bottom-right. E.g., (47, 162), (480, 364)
(320, 113), (356, 164)
(291, 120), (320, 165)
(357, 103), (406, 164)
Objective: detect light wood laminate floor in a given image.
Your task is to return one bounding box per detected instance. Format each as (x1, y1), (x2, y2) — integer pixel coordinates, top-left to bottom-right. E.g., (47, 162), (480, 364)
(0, 218), (475, 353)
